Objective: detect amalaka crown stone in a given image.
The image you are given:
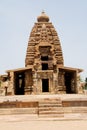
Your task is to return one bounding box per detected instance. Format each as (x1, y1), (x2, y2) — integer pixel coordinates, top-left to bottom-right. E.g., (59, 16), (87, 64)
(37, 11), (49, 22)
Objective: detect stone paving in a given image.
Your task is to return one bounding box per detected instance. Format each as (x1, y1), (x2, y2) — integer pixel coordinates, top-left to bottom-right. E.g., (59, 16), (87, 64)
(0, 114), (87, 130)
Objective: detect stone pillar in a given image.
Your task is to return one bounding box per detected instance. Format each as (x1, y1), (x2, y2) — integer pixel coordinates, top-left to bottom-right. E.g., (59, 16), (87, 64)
(58, 70), (66, 93)
(77, 72), (83, 94)
(53, 72), (58, 93)
(25, 70), (33, 95)
(32, 71), (39, 94)
(8, 71), (14, 95)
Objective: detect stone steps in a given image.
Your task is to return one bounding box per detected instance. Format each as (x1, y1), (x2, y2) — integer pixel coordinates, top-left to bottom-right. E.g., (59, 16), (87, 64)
(39, 104), (62, 107)
(38, 114), (64, 118)
(39, 101), (62, 107)
(39, 111), (64, 114)
(0, 95), (87, 119)
(39, 107), (63, 111)
(38, 98), (64, 117)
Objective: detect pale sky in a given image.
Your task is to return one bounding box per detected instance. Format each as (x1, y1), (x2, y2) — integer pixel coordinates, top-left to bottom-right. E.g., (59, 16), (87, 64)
(0, 0), (87, 80)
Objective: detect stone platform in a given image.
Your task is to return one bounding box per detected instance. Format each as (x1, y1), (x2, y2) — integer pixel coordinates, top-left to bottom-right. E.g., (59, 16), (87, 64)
(0, 94), (87, 120)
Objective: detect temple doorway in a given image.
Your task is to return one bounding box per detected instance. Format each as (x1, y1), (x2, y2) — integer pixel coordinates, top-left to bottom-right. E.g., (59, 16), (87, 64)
(42, 79), (49, 92)
(64, 71), (76, 94)
(14, 72), (25, 95)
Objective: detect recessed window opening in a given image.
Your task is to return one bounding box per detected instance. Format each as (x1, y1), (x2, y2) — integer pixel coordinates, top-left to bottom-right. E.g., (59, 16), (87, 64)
(41, 56), (48, 61)
(42, 63), (48, 70)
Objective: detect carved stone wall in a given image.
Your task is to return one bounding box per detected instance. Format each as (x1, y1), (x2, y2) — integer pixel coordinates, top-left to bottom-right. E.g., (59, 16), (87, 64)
(25, 12), (64, 68)
(25, 70), (33, 94)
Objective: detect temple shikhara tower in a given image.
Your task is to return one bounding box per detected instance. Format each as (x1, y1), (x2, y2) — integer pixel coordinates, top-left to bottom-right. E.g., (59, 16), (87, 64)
(1, 12), (83, 95)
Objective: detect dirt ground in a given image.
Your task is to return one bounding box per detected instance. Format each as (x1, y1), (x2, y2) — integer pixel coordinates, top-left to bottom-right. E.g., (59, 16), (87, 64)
(0, 115), (87, 130)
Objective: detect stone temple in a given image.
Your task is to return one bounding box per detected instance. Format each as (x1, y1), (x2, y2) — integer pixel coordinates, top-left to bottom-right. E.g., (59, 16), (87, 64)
(3, 12), (83, 95)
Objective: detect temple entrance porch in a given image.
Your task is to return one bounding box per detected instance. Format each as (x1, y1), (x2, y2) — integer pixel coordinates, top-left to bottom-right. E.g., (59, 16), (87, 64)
(58, 67), (77, 94)
(6, 66), (82, 95)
